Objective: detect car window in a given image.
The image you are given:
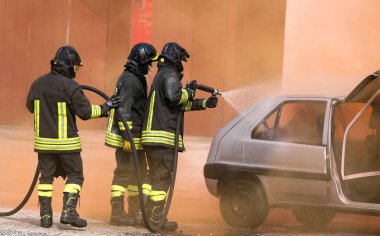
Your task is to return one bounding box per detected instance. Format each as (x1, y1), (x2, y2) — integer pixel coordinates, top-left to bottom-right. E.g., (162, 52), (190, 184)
(252, 101), (327, 145)
(251, 109), (278, 140)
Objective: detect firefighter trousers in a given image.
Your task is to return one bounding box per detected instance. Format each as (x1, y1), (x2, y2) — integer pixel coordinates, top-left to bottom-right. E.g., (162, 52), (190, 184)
(38, 152), (84, 186)
(144, 146), (175, 192)
(112, 149), (147, 188)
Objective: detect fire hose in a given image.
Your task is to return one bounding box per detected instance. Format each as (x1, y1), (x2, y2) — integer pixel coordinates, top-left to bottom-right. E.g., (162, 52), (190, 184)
(0, 82), (220, 233)
(0, 85), (177, 233)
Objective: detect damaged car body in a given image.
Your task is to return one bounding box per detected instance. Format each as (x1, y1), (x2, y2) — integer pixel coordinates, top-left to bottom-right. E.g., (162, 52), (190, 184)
(204, 71), (380, 229)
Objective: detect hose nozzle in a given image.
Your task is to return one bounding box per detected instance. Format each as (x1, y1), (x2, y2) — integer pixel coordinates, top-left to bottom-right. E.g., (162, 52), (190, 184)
(212, 89), (222, 96)
(197, 83), (222, 97)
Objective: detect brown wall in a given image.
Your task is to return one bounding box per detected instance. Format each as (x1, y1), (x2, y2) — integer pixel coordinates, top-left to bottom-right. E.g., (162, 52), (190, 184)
(0, 0), (286, 136)
(6, 0), (380, 137)
(0, 0), (133, 130)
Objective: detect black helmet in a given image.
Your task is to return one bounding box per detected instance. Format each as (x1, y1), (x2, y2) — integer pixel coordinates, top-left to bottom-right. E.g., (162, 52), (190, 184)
(159, 42), (190, 64)
(127, 43), (158, 67)
(51, 46), (82, 78)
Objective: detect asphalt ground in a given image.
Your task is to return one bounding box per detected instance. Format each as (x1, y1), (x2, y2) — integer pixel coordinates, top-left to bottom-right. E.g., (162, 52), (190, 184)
(2, 125), (380, 235)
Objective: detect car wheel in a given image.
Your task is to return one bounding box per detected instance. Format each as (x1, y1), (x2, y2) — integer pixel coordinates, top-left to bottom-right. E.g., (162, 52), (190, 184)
(219, 179), (268, 229)
(292, 208), (335, 226)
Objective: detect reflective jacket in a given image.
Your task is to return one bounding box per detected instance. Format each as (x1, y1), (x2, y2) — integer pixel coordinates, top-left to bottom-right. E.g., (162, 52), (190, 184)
(105, 66), (147, 150)
(26, 70), (108, 153)
(141, 61), (205, 151)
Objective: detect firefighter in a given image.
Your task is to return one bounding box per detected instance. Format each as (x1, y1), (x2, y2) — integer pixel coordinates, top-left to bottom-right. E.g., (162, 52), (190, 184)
(26, 46), (121, 228)
(105, 43), (158, 226)
(141, 42), (218, 231)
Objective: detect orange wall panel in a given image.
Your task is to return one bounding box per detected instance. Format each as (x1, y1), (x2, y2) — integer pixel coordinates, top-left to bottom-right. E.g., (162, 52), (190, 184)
(0, 0), (286, 136)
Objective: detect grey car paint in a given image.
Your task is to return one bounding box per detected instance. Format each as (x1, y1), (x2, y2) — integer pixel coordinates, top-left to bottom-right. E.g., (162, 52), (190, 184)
(204, 70), (380, 228)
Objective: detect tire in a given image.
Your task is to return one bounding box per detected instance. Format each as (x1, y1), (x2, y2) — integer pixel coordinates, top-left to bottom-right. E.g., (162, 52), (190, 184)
(292, 208), (335, 227)
(219, 178), (268, 229)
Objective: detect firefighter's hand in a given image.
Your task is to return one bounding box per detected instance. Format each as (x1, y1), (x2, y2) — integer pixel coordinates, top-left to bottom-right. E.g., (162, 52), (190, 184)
(185, 88), (195, 101)
(206, 96), (218, 108)
(186, 80), (198, 92)
(123, 140), (131, 152)
(104, 95), (121, 110)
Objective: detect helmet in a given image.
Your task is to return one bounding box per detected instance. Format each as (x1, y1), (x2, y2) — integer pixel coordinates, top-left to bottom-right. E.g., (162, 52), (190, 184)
(159, 42), (190, 64)
(127, 43), (158, 67)
(51, 46), (82, 78)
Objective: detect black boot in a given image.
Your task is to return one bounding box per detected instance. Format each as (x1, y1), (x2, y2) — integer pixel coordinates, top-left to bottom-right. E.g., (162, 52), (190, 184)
(39, 196), (53, 228)
(60, 193), (87, 227)
(110, 196), (135, 226)
(149, 200), (178, 231)
(128, 195), (140, 218)
(135, 194), (149, 226)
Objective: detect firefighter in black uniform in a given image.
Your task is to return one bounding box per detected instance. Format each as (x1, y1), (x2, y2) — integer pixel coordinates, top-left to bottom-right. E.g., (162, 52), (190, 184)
(141, 42), (218, 231)
(105, 43), (158, 226)
(26, 46), (120, 228)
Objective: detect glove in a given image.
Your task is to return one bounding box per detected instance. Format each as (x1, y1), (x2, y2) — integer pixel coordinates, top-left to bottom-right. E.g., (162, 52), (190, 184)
(103, 95), (121, 111)
(185, 87), (195, 101)
(123, 140), (131, 152)
(186, 80), (197, 100)
(205, 96), (218, 108)
(186, 80), (198, 91)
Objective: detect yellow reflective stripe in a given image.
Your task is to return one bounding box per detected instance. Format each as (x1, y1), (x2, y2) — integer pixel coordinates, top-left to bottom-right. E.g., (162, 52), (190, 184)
(105, 131), (143, 150)
(91, 105), (102, 118)
(178, 88), (189, 105)
(38, 191), (53, 197)
(35, 137), (80, 143)
(142, 136), (183, 148)
(118, 122), (125, 130)
(107, 109), (115, 132)
(143, 184), (152, 195)
(147, 91), (156, 131)
(63, 184), (81, 193)
(112, 191), (124, 197)
(105, 137), (124, 148)
(34, 100), (40, 137)
(112, 185), (126, 197)
(118, 121), (132, 130)
(202, 99), (207, 108)
(57, 102), (67, 139)
(34, 144), (81, 151)
(35, 141), (81, 151)
(38, 184), (53, 191)
(183, 101), (192, 111)
(118, 121), (132, 131)
(34, 136), (81, 151)
(142, 130), (183, 140)
(112, 185), (126, 192)
(150, 190), (166, 201)
(38, 184), (53, 197)
(142, 130), (183, 148)
(128, 185), (139, 197)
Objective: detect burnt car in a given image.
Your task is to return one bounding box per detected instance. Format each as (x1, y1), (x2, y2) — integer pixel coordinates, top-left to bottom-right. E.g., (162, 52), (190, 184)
(204, 70), (380, 229)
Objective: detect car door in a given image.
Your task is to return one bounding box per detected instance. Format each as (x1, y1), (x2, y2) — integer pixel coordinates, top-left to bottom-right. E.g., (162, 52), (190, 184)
(243, 98), (331, 204)
(338, 71), (380, 203)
